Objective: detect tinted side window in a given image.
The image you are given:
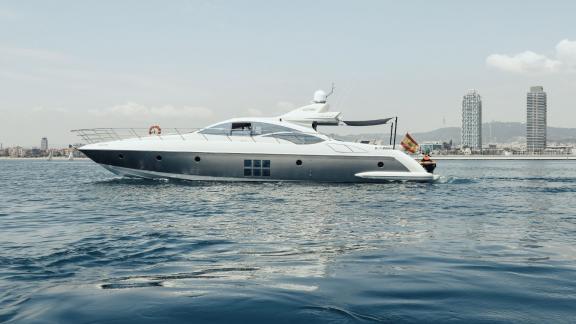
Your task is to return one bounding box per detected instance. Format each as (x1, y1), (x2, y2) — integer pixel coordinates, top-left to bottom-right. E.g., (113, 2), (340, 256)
(265, 133), (324, 144)
(243, 159), (271, 177)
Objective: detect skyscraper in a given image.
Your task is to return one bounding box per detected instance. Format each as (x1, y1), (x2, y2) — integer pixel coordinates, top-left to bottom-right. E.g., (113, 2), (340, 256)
(526, 86), (547, 153)
(41, 137), (48, 151)
(461, 89), (482, 151)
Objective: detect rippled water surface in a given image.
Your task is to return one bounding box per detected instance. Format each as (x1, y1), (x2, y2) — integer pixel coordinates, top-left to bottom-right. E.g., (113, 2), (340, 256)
(1, 159), (576, 323)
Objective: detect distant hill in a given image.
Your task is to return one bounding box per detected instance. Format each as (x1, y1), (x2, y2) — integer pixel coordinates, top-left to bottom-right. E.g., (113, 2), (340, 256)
(331, 122), (576, 145)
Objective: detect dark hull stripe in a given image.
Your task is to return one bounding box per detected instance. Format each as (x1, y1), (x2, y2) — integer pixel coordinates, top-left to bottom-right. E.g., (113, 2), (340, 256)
(81, 149), (410, 182)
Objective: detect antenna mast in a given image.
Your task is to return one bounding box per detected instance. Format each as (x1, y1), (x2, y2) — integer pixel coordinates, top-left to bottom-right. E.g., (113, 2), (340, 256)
(325, 82), (335, 99)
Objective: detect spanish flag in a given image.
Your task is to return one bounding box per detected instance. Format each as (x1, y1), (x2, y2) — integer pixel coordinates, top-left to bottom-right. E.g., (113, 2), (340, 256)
(401, 133), (419, 153)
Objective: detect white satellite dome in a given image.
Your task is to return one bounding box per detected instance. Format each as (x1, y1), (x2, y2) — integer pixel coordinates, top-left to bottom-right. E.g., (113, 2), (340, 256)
(313, 90), (327, 103)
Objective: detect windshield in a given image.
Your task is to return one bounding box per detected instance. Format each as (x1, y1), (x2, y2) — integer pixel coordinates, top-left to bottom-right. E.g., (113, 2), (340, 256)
(198, 121), (325, 144)
(200, 122), (300, 136)
(198, 122), (231, 135)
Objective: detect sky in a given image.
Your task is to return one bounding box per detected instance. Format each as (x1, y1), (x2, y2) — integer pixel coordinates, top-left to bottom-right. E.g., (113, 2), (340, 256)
(1, 0), (576, 147)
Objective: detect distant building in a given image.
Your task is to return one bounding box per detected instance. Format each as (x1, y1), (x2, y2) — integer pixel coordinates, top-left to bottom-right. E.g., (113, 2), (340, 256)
(9, 146), (25, 158)
(420, 142), (443, 154)
(41, 137), (48, 151)
(526, 86), (547, 153)
(461, 89), (482, 151)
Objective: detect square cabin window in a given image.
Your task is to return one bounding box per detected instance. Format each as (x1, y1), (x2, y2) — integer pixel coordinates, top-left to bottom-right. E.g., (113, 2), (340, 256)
(244, 168), (252, 176)
(253, 168), (261, 176)
(244, 160), (252, 167)
(262, 160), (270, 168)
(253, 160), (261, 168)
(262, 169), (270, 176)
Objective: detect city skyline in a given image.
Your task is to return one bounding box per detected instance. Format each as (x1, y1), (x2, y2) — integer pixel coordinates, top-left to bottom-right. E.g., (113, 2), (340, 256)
(1, 81), (572, 149)
(1, 1), (576, 147)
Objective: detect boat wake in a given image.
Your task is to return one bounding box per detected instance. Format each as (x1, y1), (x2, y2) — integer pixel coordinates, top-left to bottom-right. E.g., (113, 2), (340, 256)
(436, 176), (477, 184)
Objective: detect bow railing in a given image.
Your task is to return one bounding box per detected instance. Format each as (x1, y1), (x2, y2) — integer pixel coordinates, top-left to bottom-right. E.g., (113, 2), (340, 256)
(71, 128), (198, 144)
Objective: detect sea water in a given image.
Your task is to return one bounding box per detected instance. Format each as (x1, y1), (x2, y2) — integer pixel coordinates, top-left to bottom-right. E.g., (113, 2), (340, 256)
(1, 159), (575, 323)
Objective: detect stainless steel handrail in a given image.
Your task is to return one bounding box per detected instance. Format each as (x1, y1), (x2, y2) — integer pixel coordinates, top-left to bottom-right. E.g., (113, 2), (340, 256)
(71, 128), (198, 144)
(70, 128), (333, 145)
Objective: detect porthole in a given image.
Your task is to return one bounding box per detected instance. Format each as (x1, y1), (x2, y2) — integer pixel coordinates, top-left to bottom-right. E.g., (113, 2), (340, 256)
(296, 159), (302, 166)
(118, 154), (124, 159)
(377, 161), (384, 168)
(194, 156), (201, 162)
(156, 155), (163, 161)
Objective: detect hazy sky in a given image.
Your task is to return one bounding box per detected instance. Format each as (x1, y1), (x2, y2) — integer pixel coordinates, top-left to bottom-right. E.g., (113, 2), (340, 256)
(1, 1), (576, 147)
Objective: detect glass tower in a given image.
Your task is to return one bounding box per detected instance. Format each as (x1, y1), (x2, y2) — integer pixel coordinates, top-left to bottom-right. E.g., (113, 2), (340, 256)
(41, 137), (48, 151)
(461, 89), (482, 151)
(526, 86), (547, 153)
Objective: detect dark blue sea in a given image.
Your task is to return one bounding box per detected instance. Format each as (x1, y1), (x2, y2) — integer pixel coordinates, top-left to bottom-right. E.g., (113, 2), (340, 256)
(1, 159), (576, 323)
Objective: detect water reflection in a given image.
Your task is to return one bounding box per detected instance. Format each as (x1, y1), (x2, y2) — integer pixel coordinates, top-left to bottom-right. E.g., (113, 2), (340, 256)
(1, 160), (576, 322)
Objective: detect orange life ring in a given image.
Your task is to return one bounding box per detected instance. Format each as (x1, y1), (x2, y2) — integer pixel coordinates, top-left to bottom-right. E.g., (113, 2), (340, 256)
(149, 125), (162, 135)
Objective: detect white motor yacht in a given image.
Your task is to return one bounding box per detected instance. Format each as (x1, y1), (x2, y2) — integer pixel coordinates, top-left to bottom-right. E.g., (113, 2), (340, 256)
(74, 90), (439, 182)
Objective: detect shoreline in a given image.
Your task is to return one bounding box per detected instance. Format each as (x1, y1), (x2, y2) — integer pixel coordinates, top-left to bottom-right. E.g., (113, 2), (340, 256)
(0, 157), (90, 161)
(2, 156), (575, 161)
(431, 155), (576, 160)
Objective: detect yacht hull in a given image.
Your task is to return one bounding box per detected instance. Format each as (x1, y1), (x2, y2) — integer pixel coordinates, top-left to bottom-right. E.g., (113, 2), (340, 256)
(81, 149), (437, 183)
